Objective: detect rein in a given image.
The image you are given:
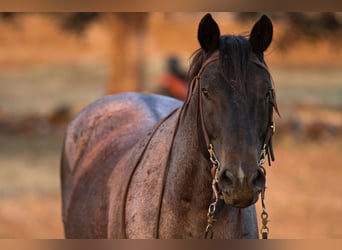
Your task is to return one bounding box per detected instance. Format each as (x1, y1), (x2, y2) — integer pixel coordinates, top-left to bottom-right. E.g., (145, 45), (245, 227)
(190, 53), (277, 239)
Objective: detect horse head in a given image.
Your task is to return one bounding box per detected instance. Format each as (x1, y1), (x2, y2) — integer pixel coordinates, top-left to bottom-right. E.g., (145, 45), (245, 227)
(190, 14), (277, 208)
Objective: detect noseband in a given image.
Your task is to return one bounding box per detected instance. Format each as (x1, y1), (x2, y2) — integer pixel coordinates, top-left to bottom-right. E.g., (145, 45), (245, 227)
(189, 53), (277, 239)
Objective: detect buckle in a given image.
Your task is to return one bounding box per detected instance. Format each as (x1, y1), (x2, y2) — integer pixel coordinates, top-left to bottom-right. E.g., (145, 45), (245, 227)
(270, 122), (275, 133)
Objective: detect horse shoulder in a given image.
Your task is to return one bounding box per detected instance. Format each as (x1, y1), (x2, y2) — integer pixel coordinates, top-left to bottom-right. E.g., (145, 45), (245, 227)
(62, 93), (181, 173)
(61, 92), (182, 238)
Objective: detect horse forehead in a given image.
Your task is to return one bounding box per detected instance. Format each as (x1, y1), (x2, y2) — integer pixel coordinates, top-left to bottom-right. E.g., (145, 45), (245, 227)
(198, 55), (271, 98)
(201, 58), (267, 79)
(201, 61), (220, 78)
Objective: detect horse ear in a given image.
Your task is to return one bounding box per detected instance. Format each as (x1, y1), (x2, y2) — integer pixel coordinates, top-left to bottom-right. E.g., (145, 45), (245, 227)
(197, 13), (220, 53)
(249, 15), (273, 53)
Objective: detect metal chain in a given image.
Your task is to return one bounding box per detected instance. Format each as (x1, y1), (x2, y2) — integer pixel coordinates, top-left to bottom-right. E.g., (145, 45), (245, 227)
(204, 144), (221, 239)
(205, 140), (272, 239)
(260, 188), (270, 239)
(259, 143), (267, 166)
(259, 142), (271, 239)
(204, 185), (218, 239)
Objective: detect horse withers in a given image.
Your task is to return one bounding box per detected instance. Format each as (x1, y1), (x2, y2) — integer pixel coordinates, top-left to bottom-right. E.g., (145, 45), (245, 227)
(61, 13), (278, 239)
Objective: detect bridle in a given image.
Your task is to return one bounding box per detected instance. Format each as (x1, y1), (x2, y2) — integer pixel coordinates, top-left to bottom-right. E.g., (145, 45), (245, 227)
(187, 53), (278, 239)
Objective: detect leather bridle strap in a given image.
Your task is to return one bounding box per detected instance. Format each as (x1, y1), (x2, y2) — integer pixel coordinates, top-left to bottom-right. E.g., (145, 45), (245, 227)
(185, 53), (220, 159)
(251, 58), (278, 167)
(259, 88), (277, 167)
(197, 55), (220, 151)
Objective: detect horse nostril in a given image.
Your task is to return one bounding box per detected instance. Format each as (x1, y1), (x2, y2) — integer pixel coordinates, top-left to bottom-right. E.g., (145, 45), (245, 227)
(251, 169), (266, 189)
(220, 170), (235, 189)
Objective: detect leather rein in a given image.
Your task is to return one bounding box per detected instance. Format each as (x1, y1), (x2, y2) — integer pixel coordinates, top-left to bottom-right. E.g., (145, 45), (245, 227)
(188, 53), (278, 239)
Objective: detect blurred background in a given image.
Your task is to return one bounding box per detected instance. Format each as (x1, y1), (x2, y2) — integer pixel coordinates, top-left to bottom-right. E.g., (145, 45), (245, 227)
(0, 12), (341, 239)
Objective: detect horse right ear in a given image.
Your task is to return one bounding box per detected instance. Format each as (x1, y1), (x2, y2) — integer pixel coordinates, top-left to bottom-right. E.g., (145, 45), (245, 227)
(197, 13), (220, 53)
(249, 15), (273, 53)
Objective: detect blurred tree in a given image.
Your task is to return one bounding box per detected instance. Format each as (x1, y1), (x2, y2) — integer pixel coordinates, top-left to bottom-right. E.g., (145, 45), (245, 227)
(55, 12), (149, 94)
(0, 12), (16, 21)
(285, 12), (341, 38)
(50, 13), (150, 94)
(58, 13), (101, 35)
(105, 13), (149, 94)
(235, 12), (342, 50)
(0, 12), (149, 94)
(3, 12), (340, 94)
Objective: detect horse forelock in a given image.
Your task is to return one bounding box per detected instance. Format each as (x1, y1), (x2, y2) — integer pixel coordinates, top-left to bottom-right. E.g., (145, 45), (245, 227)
(219, 35), (251, 94)
(188, 35), (256, 98)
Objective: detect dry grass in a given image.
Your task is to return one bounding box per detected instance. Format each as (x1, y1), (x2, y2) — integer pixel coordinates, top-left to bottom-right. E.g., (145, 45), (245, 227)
(0, 195), (63, 238)
(256, 137), (342, 239)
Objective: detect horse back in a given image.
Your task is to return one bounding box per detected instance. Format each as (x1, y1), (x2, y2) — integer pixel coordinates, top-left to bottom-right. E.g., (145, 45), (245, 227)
(61, 92), (181, 238)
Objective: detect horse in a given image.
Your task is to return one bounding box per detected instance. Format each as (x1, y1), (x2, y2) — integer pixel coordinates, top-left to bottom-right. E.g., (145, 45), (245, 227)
(61, 13), (278, 239)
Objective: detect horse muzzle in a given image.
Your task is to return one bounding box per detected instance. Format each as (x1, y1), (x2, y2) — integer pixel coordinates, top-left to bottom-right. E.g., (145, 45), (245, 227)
(218, 168), (266, 208)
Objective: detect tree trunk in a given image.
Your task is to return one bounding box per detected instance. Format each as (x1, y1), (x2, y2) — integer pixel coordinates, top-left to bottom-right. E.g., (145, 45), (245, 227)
(106, 13), (149, 94)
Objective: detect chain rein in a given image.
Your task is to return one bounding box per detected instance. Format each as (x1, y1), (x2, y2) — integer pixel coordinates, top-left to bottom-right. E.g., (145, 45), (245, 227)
(204, 144), (221, 239)
(204, 127), (274, 239)
(258, 121), (275, 239)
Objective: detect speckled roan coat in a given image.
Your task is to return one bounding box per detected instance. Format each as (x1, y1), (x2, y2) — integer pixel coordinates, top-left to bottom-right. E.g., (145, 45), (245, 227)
(61, 14), (275, 238)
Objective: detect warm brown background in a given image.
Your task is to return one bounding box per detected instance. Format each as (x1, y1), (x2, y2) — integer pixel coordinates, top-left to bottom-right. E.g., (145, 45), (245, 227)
(0, 13), (341, 238)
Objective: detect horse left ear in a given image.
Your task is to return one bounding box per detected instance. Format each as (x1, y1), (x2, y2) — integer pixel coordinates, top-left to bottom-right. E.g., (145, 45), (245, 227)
(249, 15), (273, 53)
(197, 13), (220, 53)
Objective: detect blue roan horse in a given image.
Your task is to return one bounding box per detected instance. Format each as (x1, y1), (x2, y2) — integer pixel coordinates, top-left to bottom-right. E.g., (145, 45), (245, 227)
(61, 13), (278, 238)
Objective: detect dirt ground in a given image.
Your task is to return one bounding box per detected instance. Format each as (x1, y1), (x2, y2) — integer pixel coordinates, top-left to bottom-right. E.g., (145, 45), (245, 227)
(0, 13), (341, 239)
(257, 137), (342, 238)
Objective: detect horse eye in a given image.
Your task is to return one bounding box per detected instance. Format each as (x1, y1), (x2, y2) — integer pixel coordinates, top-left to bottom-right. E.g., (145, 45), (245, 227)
(201, 88), (209, 97)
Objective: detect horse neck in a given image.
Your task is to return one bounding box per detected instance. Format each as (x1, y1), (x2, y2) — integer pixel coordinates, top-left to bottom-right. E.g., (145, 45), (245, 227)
(158, 91), (214, 236)
(170, 94), (212, 195)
